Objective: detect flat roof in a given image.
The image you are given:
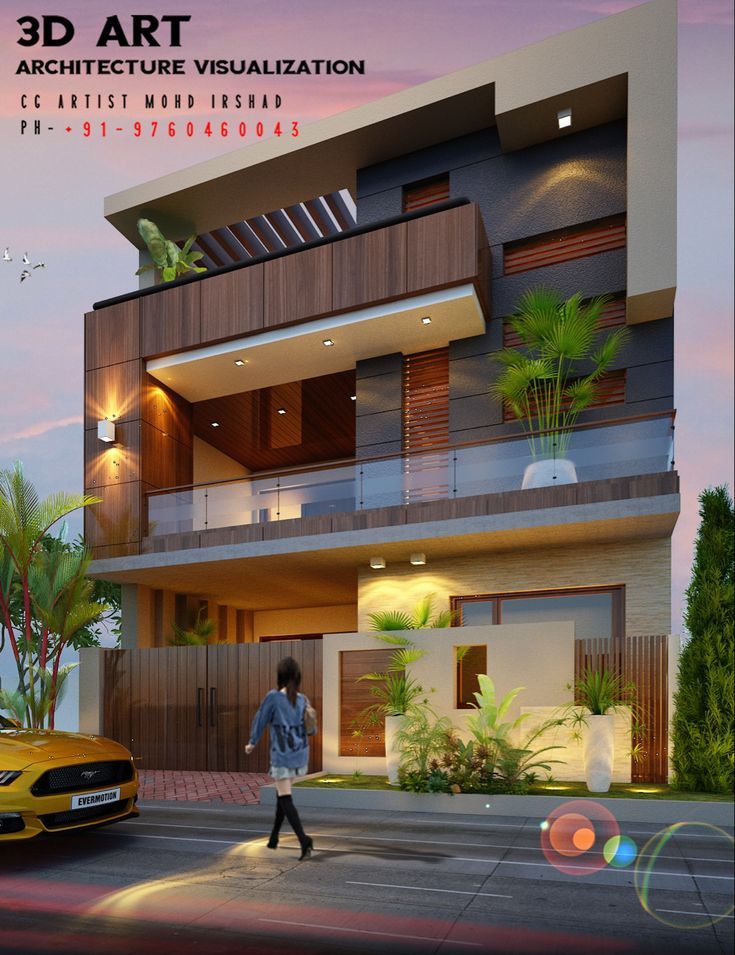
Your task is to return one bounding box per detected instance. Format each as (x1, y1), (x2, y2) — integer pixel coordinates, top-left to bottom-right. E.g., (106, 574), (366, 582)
(105, 0), (677, 323)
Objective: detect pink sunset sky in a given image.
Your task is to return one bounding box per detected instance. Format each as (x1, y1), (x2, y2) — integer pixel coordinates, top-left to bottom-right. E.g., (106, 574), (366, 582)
(0, 0), (732, 636)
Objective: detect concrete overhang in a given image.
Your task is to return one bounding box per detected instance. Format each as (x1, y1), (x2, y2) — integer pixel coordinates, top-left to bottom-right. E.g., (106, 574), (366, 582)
(105, 0), (677, 324)
(147, 284), (484, 401)
(89, 493), (680, 610)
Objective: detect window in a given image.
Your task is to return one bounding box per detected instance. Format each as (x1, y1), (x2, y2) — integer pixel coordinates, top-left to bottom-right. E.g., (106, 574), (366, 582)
(452, 586), (623, 642)
(455, 645), (487, 709)
(402, 174), (450, 213)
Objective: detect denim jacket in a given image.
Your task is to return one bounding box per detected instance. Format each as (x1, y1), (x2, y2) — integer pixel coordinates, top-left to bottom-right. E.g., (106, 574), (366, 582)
(248, 689), (310, 769)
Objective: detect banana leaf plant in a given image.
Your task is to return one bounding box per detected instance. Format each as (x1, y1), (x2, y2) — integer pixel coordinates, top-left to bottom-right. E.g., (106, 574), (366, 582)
(135, 218), (207, 283)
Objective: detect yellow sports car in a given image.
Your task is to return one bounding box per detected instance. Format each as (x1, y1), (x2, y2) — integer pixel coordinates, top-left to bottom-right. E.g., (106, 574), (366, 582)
(0, 714), (138, 841)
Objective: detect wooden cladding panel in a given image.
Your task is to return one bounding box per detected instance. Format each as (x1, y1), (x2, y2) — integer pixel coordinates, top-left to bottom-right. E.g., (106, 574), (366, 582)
(85, 300), (140, 371)
(84, 360), (142, 430)
(504, 215), (626, 275)
(200, 263), (264, 341)
(407, 204), (479, 292)
(84, 480), (147, 548)
(332, 223), (408, 310)
(140, 281), (201, 357)
(140, 421), (193, 490)
(502, 370), (626, 422)
(85, 422), (140, 489)
(339, 648), (393, 757)
(503, 295), (627, 349)
(403, 348), (450, 451)
(574, 634), (669, 784)
(264, 244), (332, 327)
(142, 374), (193, 447)
(403, 175), (450, 212)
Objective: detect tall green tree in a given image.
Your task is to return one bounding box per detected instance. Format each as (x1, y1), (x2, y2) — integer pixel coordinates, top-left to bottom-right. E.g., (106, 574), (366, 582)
(671, 486), (734, 793)
(0, 462), (106, 728)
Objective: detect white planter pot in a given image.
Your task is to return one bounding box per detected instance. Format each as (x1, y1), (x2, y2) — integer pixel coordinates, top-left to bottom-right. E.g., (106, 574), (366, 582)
(522, 457), (577, 490)
(584, 714), (615, 793)
(384, 714), (405, 786)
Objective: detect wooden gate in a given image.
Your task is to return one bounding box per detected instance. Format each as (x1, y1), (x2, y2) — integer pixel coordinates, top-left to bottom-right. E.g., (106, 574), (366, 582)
(574, 634), (668, 783)
(102, 641), (322, 774)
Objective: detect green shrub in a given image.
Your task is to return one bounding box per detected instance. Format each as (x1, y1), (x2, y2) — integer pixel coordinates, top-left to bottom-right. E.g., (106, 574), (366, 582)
(672, 486), (734, 793)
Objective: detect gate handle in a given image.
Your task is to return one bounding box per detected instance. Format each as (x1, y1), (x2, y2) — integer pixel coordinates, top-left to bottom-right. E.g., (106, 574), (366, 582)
(196, 687), (204, 727)
(209, 687), (217, 727)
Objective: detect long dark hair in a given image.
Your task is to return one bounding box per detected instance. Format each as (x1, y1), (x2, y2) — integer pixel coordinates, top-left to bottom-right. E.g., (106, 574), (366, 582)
(277, 656), (301, 706)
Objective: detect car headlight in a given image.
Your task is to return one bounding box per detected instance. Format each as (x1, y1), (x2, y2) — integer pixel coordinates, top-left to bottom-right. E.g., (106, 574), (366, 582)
(0, 771), (22, 785)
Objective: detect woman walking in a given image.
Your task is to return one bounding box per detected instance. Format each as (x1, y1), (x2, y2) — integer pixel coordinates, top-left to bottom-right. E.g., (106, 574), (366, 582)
(245, 656), (314, 859)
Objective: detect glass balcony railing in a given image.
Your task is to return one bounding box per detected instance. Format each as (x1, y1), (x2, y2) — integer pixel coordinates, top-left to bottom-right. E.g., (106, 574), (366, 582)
(146, 412), (675, 538)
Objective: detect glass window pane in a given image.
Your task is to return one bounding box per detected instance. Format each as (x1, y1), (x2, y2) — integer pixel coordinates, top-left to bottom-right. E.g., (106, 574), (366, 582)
(500, 593), (613, 639)
(455, 645), (487, 709)
(459, 601), (494, 626)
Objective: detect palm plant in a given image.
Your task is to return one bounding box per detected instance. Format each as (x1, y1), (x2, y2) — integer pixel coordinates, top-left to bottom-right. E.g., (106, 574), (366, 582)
(395, 702), (453, 783)
(491, 288), (629, 458)
(572, 667), (637, 717)
(367, 593), (454, 632)
(0, 462), (103, 728)
(169, 607), (217, 646)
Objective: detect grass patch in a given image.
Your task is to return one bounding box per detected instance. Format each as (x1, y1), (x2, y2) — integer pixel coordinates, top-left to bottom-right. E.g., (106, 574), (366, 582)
(296, 775), (734, 802)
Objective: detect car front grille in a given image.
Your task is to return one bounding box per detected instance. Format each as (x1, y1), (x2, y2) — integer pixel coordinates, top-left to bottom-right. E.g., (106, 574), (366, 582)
(40, 799), (129, 830)
(31, 760), (133, 796)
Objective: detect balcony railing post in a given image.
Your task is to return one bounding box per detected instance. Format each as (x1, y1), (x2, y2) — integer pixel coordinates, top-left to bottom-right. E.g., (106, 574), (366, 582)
(204, 487), (208, 529)
(670, 421), (675, 471)
(452, 451), (458, 498)
(276, 476), (281, 521)
(359, 465), (364, 510)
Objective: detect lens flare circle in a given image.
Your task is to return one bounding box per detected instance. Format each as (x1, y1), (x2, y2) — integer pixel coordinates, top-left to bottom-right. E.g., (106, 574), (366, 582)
(603, 834), (637, 867)
(634, 822), (734, 929)
(541, 800), (620, 875)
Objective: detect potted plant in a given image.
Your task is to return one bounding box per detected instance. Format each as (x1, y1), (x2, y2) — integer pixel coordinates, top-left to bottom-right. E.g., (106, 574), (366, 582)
(571, 668), (638, 793)
(358, 595), (452, 784)
(491, 288), (629, 489)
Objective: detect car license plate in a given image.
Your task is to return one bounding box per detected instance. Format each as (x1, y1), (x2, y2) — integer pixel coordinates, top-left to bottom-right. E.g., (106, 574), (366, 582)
(71, 787), (121, 810)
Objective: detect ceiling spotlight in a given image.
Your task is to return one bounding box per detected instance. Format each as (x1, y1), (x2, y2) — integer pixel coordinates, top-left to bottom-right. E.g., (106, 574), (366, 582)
(410, 552), (426, 566)
(234, 359), (247, 366)
(557, 107), (572, 129)
(369, 557), (386, 570)
(322, 338), (335, 347)
(211, 421), (220, 428)
(277, 408), (287, 415)
(350, 395), (357, 401)
(421, 316), (432, 325)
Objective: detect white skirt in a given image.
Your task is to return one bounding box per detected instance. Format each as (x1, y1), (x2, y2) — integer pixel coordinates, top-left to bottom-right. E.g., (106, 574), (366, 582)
(269, 764), (308, 780)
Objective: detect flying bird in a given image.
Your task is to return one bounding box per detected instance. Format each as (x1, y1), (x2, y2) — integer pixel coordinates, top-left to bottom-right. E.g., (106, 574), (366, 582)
(22, 253), (30, 265)
(20, 270), (31, 283)
(2, 248), (11, 262)
(33, 262), (45, 270)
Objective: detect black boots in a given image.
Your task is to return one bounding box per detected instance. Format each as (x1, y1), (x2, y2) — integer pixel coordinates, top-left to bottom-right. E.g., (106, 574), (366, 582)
(271, 794), (312, 859)
(267, 798), (284, 848)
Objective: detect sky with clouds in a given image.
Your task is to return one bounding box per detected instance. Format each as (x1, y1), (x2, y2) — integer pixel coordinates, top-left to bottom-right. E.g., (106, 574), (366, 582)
(0, 0), (732, 637)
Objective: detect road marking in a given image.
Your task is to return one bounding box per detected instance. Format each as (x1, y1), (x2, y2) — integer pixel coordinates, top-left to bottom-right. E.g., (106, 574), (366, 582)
(655, 909), (734, 919)
(345, 880), (511, 899)
(103, 830), (733, 879)
(119, 821), (735, 866)
(257, 917), (482, 947)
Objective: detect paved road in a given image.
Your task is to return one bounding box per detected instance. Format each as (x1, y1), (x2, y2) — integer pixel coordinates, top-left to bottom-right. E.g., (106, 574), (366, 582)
(1, 802), (732, 955)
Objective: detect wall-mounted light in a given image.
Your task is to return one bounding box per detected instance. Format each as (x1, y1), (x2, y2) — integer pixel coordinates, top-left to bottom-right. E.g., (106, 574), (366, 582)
(211, 421), (220, 428)
(350, 395), (357, 401)
(234, 359), (247, 366)
(369, 557), (386, 570)
(97, 419), (116, 443)
(277, 408), (287, 415)
(322, 338), (335, 347)
(410, 552), (426, 566)
(421, 316), (432, 325)
(557, 107), (572, 129)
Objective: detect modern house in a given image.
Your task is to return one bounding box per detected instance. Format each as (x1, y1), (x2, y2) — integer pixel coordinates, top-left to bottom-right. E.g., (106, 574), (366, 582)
(80, 0), (679, 783)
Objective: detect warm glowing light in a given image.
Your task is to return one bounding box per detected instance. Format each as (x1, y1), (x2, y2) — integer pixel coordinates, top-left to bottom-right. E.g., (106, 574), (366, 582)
(234, 359), (247, 366)
(572, 827), (595, 851)
(350, 395), (357, 401)
(322, 338), (335, 347)
(421, 316), (432, 325)
(410, 552), (426, 565)
(97, 419), (116, 443)
(370, 557), (386, 569)
(211, 421), (220, 427)
(557, 107), (572, 129)
(277, 408), (287, 415)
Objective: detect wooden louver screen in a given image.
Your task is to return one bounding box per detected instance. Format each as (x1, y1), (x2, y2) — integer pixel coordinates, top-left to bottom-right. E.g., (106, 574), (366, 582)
(403, 348), (450, 451)
(503, 294), (627, 349)
(502, 369), (626, 423)
(403, 175), (450, 213)
(503, 215), (626, 275)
